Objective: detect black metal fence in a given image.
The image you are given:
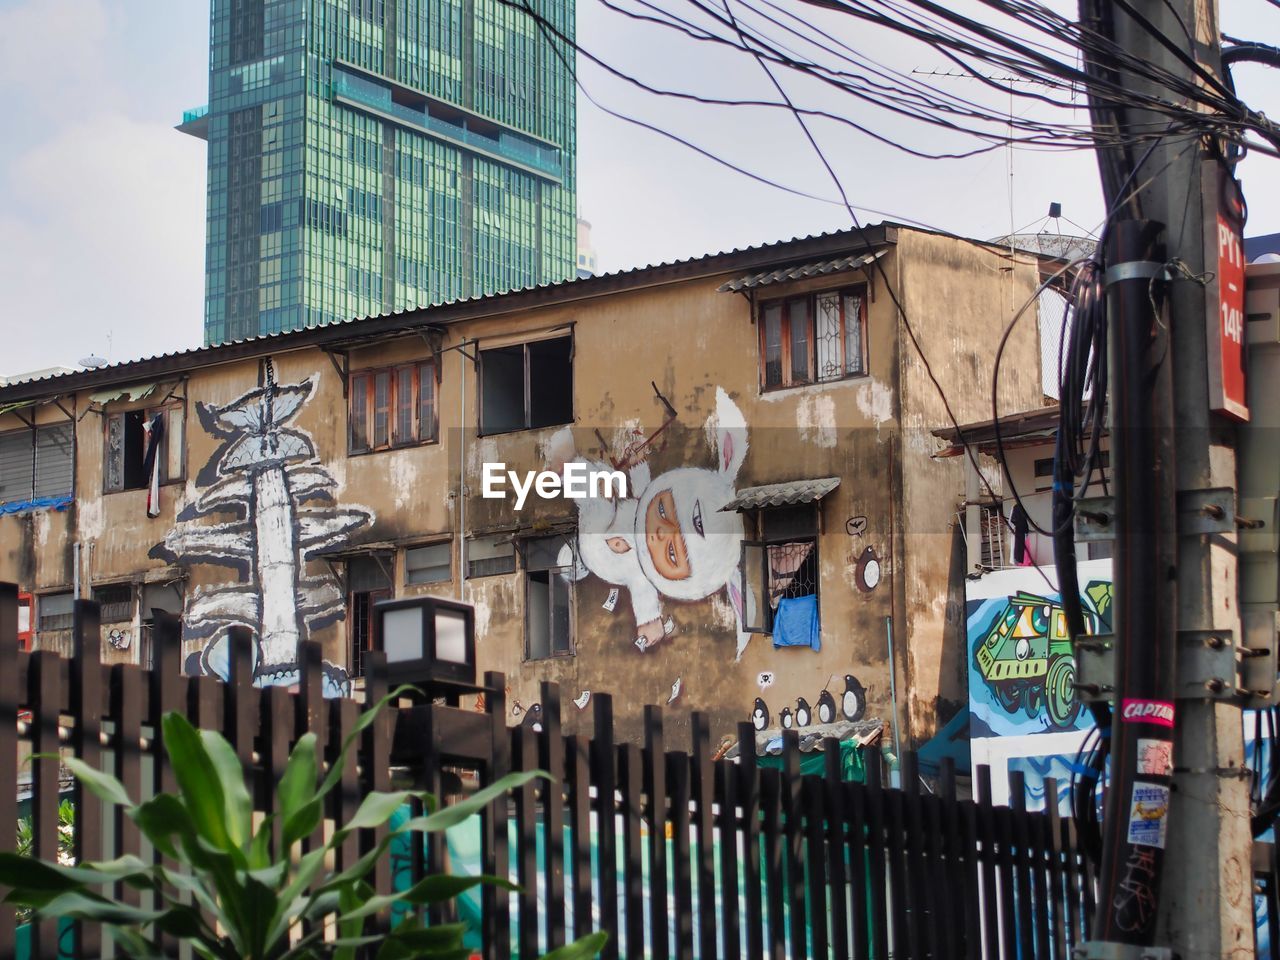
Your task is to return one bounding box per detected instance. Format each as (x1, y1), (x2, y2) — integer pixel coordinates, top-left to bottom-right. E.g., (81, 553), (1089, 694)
(0, 582), (1106, 959)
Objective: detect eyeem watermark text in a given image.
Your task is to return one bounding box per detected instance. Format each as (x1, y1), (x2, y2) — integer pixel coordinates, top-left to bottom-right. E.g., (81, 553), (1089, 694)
(482, 463), (627, 510)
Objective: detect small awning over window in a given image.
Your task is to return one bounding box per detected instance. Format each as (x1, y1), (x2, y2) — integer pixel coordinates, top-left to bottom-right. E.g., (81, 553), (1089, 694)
(717, 249), (886, 293)
(721, 477), (841, 512)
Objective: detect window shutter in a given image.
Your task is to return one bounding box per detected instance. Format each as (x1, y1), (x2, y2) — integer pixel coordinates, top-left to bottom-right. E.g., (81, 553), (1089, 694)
(33, 423), (73, 501)
(0, 431), (34, 506)
(105, 413), (125, 492)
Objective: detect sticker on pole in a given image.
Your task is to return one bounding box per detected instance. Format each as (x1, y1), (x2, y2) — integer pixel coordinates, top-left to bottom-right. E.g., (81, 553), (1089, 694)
(1136, 738), (1174, 777)
(1120, 698), (1175, 727)
(1127, 782), (1171, 849)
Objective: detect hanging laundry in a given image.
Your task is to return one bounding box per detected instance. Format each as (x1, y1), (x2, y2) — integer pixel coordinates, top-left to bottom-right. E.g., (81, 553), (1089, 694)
(141, 412), (165, 518)
(1010, 503), (1033, 566)
(772, 594), (820, 651)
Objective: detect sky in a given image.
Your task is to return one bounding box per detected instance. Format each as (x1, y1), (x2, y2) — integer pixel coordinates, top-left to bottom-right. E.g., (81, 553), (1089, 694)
(1, 0), (1278, 377)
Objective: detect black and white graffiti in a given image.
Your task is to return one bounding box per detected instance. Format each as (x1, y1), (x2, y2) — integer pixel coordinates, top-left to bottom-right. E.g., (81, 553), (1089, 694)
(150, 361), (373, 697)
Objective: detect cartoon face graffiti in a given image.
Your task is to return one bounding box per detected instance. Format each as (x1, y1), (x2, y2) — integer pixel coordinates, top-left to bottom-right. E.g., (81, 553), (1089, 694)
(562, 387), (754, 658)
(151, 362), (373, 697)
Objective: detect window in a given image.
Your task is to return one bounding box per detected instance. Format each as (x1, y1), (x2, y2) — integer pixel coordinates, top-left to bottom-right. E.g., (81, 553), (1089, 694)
(93, 584), (133, 624)
(524, 534), (574, 660)
(479, 335), (573, 434)
(0, 423), (73, 508)
(466, 536), (516, 578)
(36, 593), (73, 642)
(760, 288), (866, 390)
(16, 592), (31, 652)
(347, 556), (393, 678)
(349, 361), (437, 453)
(406, 541), (451, 585)
(104, 404), (185, 493)
(741, 505), (820, 638)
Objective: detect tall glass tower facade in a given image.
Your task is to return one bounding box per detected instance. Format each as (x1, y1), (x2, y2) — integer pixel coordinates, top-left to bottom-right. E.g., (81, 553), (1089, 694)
(180, 0), (576, 345)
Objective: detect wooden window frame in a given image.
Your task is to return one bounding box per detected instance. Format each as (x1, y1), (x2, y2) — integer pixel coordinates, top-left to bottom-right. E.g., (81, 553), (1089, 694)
(103, 402), (187, 495)
(522, 534), (576, 661)
(758, 285), (869, 392)
(347, 359), (438, 455)
(740, 504), (821, 635)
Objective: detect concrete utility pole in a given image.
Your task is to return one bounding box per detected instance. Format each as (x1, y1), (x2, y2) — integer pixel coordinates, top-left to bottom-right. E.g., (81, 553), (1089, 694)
(1095, 0), (1254, 954)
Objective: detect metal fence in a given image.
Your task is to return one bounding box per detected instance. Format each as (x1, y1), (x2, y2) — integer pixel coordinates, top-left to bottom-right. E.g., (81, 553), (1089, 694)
(0, 581), (1104, 959)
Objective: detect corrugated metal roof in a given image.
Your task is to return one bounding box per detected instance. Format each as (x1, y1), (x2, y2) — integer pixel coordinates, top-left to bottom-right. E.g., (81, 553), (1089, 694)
(0, 224), (902, 405)
(717, 249), (887, 293)
(721, 477), (841, 512)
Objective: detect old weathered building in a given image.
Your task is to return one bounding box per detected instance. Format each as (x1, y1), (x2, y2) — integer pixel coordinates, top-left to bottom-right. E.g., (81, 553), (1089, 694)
(0, 224), (1042, 745)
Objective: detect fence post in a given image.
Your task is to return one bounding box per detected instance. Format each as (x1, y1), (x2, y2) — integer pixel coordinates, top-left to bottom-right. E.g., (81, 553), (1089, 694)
(824, 738), (848, 960)
(0, 584), (18, 956)
(691, 712), (717, 960)
(29, 651), (61, 958)
(540, 681), (566, 950)
(482, 670), (511, 960)
(782, 730), (804, 960)
(363, 650), (391, 931)
(645, 707), (670, 960)
(736, 721), (763, 960)
(72, 599), (104, 958)
(592, 693), (619, 960)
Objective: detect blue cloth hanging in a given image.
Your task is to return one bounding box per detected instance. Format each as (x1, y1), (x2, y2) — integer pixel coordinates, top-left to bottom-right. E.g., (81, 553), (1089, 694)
(773, 594), (820, 651)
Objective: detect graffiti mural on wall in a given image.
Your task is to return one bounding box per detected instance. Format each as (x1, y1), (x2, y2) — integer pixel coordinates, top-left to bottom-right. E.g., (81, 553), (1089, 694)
(749, 673), (867, 731)
(150, 362), (373, 697)
(969, 575), (1112, 734)
(966, 560), (1112, 810)
(560, 387), (755, 658)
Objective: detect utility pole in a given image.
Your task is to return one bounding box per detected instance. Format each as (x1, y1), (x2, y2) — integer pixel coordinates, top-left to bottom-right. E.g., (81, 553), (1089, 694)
(1086, 0), (1254, 954)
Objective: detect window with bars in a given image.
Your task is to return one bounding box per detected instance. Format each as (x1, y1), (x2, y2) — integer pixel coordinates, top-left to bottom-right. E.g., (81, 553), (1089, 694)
(740, 505), (820, 635)
(93, 584), (134, 624)
(348, 361), (437, 454)
(759, 287), (867, 390)
(347, 556), (393, 678)
(36, 593), (73, 637)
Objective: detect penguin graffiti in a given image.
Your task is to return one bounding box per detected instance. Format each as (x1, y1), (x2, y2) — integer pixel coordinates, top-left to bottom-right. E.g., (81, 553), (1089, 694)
(751, 697), (770, 731)
(795, 697), (813, 728)
(854, 546), (882, 593)
(557, 387), (756, 658)
(779, 707), (794, 730)
(816, 689), (837, 725)
(521, 703), (544, 733)
(842, 674), (867, 722)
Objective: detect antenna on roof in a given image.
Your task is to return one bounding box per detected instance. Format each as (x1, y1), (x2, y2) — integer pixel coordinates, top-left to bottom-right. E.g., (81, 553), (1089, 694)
(79, 355), (108, 369)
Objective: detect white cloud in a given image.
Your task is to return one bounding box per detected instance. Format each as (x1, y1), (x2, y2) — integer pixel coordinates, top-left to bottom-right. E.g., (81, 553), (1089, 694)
(0, 0), (114, 111)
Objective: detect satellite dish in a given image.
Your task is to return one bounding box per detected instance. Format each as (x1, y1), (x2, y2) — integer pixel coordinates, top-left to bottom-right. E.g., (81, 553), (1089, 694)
(79, 355), (108, 369)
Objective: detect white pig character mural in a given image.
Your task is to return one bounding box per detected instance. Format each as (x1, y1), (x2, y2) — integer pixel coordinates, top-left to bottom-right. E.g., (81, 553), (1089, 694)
(561, 387), (755, 658)
(151, 362), (373, 696)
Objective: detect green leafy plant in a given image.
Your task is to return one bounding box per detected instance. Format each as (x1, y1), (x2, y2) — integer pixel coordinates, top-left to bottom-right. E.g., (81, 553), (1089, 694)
(14, 799), (76, 925)
(0, 700), (606, 960)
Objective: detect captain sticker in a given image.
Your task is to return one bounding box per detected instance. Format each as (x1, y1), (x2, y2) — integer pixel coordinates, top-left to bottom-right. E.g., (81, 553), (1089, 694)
(1120, 699), (1175, 727)
(1126, 782), (1170, 849)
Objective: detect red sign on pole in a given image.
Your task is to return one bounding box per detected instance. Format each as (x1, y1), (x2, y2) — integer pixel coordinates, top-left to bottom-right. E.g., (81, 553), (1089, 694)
(1208, 166), (1249, 421)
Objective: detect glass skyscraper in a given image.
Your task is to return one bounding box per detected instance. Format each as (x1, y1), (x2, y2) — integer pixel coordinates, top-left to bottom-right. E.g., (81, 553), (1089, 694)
(180, 0), (576, 345)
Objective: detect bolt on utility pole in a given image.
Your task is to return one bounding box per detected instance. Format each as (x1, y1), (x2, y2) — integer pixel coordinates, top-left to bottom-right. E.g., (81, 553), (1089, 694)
(1085, 0), (1254, 954)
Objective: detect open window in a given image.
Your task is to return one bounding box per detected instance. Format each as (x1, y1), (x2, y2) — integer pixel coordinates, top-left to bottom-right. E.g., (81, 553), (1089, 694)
(741, 505), (820, 646)
(479, 335), (573, 435)
(348, 361), (437, 454)
(104, 404), (185, 493)
(0, 423), (73, 509)
(524, 534), (575, 661)
(16, 592), (32, 652)
(759, 287), (866, 390)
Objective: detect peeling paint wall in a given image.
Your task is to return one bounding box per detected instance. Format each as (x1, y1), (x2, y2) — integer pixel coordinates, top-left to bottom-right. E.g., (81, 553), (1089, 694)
(0, 227), (1040, 746)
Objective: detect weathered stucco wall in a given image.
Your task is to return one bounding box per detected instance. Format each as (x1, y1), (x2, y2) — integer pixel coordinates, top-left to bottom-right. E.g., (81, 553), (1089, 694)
(893, 230), (1044, 743)
(0, 226), (1038, 746)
